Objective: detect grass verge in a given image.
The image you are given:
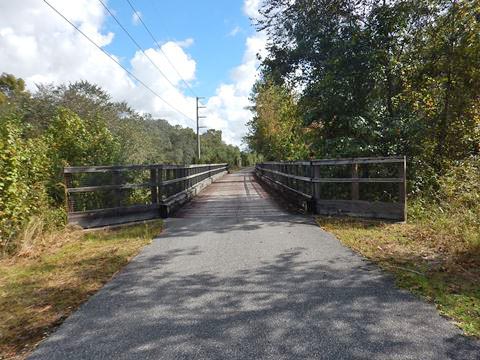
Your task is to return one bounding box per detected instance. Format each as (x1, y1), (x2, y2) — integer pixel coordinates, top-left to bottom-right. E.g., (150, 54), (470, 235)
(316, 216), (480, 338)
(0, 220), (163, 359)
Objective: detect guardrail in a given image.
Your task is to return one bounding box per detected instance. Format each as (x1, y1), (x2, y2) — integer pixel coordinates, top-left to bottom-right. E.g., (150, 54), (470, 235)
(64, 163), (228, 228)
(255, 156), (406, 221)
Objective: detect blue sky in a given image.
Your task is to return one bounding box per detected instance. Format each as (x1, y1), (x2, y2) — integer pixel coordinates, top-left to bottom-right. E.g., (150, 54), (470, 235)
(104, 0), (254, 98)
(0, 0), (265, 145)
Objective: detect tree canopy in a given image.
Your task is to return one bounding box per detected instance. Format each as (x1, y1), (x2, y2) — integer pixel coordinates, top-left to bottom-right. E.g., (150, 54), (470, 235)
(246, 0), (480, 189)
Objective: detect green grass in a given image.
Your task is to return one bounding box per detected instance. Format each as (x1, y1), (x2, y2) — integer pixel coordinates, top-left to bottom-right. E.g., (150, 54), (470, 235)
(0, 220), (163, 359)
(317, 216), (480, 338)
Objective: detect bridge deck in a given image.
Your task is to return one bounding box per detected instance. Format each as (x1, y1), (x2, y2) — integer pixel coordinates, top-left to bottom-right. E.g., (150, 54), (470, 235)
(175, 168), (288, 218)
(30, 169), (480, 359)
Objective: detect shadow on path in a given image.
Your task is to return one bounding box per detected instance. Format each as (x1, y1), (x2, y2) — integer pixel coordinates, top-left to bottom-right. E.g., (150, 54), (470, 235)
(29, 170), (480, 359)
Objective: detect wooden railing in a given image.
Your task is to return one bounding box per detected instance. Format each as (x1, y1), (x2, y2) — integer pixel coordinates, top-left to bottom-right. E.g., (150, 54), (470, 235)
(255, 156), (406, 221)
(64, 163), (228, 228)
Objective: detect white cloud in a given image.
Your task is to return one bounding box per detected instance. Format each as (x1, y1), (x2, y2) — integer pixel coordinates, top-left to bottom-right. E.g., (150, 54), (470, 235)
(131, 11), (141, 26)
(176, 37), (194, 48)
(204, 31), (266, 146)
(0, 0), (196, 128)
(243, 0), (262, 19)
(200, 0), (267, 147)
(227, 25), (242, 37)
(0, 0), (266, 147)
(0, 0), (126, 95)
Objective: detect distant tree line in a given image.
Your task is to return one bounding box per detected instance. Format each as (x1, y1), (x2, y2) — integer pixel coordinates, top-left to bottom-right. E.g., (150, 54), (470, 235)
(245, 0), (480, 193)
(0, 73), (257, 252)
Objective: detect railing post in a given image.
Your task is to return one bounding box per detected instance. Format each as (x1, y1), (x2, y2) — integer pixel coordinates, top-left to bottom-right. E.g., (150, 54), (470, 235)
(351, 162), (359, 201)
(64, 171), (74, 213)
(168, 168), (173, 198)
(150, 167), (158, 206)
(313, 162), (321, 213)
(158, 165), (164, 201)
(177, 166), (181, 194)
(399, 157), (407, 221)
(112, 170), (122, 208)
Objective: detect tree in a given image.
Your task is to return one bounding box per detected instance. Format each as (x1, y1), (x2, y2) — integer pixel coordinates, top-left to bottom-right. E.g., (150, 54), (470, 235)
(0, 73), (28, 105)
(249, 0), (480, 186)
(245, 77), (309, 160)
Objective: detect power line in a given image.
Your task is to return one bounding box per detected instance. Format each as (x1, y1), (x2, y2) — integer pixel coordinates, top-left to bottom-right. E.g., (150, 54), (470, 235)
(196, 96), (207, 160)
(97, 0), (181, 95)
(42, 0), (196, 125)
(125, 0), (198, 97)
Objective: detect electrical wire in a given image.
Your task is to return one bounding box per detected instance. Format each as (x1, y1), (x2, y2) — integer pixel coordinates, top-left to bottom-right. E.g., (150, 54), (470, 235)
(97, 0), (181, 94)
(125, 0), (199, 97)
(42, 0), (196, 125)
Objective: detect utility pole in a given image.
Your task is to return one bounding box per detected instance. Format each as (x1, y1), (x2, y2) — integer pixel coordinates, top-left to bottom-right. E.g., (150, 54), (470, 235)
(196, 96), (207, 161)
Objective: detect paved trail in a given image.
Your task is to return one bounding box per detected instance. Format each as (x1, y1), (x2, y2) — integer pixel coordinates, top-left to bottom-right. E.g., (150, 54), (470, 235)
(30, 169), (479, 359)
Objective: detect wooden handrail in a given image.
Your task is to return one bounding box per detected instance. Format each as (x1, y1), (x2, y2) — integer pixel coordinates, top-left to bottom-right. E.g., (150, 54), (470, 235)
(63, 163), (228, 228)
(256, 156), (407, 221)
(64, 163), (228, 173)
(260, 156), (405, 166)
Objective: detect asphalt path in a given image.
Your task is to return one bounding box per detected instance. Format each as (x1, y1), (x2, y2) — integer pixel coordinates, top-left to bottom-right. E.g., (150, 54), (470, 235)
(30, 169), (480, 359)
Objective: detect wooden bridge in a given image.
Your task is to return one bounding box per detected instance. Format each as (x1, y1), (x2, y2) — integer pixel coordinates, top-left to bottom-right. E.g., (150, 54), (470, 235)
(33, 155), (480, 359)
(64, 156), (407, 228)
(30, 158), (480, 360)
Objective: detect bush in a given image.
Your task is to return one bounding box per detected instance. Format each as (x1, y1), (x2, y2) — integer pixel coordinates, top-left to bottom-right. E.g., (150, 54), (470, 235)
(409, 156), (480, 249)
(438, 156), (480, 210)
(0, 110), (51, 254)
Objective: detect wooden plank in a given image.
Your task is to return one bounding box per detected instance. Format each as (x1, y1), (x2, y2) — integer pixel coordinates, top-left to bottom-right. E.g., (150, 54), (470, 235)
(64, 173), (74, 213)
(64, 163), (229, 228)
(68, 203), (158, 218)
(257, 156), (407, 221)
(257, 173), (312, 199)
(64, 165), (155, 173)
(256, 171), (313, 212)
(351, 163), (359, 200)
(259, 156), (404, 166)
(257, 169), (402, 184)
(67, 182), (153, 193)
(311, 177), (403, 183)
(315, 200), (404, 220)
(313, 164), (321, 200)
(158, 166), (164, 200)
(162, 164), (207, 170)
(256, 167), (312, 182)
(261, 161), (312, 166)
(150, 168), (158, 204)
(66, 166), (227, 193)
(64, 163), (227, 173)
(160, 168), (217, 186)
(68, 204), (160, 229)
(159, 170), (228, 217)
(163, 163), (227, 170)
(112, 170), (122, 208)
(184, 163), (227, 168)
(311, 156), (404, 165)
(399, 157), (407, 221)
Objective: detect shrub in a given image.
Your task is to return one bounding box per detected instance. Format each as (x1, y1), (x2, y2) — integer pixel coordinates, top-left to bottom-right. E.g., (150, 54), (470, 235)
(0, 110), (51, 254)
(409, 156), (480, 249)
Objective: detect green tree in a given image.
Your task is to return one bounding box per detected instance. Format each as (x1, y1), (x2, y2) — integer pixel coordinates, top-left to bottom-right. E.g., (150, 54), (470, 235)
(0, 73), (28, 105)
(250, 0), (480, 187)
(245, 78), (309, 160)
(0, 109), (50, 252)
